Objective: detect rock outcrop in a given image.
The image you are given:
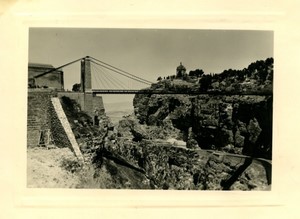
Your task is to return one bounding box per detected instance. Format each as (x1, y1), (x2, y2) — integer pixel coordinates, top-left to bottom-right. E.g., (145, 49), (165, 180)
(114, 57), (273, 190)
(108, 123), (270, 190)
(133, 94), (272, 159)
(99, 110), (270, 190)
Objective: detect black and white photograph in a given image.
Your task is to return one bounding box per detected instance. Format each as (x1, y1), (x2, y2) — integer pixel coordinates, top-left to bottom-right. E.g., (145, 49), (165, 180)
(27, 28), (273, 190)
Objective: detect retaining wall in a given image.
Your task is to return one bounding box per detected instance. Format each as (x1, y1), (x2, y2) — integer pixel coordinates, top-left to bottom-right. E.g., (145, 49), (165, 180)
(28, 89), (105, 148)
(27, 89), (54, 147)
(57, 92), (105, 117)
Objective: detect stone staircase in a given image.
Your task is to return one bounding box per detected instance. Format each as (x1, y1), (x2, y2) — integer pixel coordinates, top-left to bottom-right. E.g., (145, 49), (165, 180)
(51, 97), (84, 163)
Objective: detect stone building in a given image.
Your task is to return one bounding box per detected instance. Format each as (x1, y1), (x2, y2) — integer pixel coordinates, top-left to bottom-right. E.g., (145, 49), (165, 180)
(28, 63), (64, 90)
(176, 62), (187, 77)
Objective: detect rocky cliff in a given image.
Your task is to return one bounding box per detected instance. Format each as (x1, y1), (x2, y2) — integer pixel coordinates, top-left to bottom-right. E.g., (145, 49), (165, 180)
(118, 57), (273, 190)
(133, 58), (273, 159)
(58, 58), (273, 190)
(133, 94), (272, 159)
(104, 115), (271, 190)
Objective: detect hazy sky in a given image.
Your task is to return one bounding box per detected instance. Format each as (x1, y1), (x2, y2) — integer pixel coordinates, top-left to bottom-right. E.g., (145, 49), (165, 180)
(29, 28), (273, 103)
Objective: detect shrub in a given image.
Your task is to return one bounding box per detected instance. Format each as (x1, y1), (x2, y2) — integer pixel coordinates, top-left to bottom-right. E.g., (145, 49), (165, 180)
(60, 158), (82, 173)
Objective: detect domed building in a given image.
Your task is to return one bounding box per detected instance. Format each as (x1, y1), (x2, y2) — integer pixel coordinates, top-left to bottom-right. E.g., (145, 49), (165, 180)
(176, 62), (187, 77)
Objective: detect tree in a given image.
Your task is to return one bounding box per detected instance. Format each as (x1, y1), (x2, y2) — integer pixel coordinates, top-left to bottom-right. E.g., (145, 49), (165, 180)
(199, 74), (212, 91)
(189, 69), (204, 77)
(157, 76), (162, 81)
(72, 83), (81, 92)
(265, 57), (274, 65)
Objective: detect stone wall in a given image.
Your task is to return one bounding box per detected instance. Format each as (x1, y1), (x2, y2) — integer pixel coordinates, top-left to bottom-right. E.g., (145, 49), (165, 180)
(28, 89), (105, 148)
(84, 93), (93, 116)
(34, 73), (63, 90)
(57, 92), (85, 110)
(92, 95), (105, 114)
(27, 89), (54, 147)
(28, 64), (64, 90)
(27, 89), (72, 148)
(58, 92), (105, 118)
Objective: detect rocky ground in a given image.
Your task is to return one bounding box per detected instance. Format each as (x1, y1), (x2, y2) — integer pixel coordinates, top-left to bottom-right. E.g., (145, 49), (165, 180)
(27, 146), (151, 189)
(103, 115), (271, 190)
(27, 147), (81, 188)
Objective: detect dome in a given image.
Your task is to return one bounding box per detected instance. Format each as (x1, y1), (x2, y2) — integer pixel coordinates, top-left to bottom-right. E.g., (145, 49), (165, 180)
(176, 62), (186, 71)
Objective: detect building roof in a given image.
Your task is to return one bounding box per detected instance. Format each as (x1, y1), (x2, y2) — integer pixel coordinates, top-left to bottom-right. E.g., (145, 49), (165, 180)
(176, 62), (186, 71)
(28, 63), (54, 69)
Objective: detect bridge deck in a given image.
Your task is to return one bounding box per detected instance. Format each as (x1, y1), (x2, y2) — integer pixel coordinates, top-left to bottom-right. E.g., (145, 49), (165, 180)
(91, 89), (273, 95)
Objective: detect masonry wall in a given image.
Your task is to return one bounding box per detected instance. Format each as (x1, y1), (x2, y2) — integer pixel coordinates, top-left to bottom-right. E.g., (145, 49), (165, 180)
(92, 95), (105, 114)
(58, 92), (105, 117)
(84, 94), (105, 117)
(57, 92), (85, 110)
(28, 89), (106, 148)
(27, 89), (74, 149)
(27, 89), (54, 147)
(84, 93), (94, 117)
(28, 68), (64, 90)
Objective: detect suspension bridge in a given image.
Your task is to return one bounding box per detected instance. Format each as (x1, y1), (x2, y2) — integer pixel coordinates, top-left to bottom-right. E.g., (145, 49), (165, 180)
(33, 56), (153, 94)
(33, 56), (273, 96)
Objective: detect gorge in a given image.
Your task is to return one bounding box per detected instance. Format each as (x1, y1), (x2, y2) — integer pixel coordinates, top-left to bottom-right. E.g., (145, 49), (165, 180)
(27, 57), (273, 190)
(65, 59), (273, 190)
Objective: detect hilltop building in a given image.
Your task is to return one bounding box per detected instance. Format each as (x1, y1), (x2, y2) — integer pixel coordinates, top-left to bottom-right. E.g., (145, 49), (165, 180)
(28, 63), (64, 90)
(176, 62), (187, 77)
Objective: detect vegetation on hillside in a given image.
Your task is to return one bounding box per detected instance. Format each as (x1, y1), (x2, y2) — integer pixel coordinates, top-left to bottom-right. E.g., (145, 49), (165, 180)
(154, 57), (273, 94)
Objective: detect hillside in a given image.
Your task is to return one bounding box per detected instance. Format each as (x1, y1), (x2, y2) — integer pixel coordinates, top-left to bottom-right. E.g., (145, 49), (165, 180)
(152, 57), (273, 95)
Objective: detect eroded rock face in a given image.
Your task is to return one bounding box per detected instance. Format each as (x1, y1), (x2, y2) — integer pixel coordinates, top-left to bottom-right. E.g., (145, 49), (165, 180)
(100, 112), (270, 190)
(109, 134), (270, 190)
(61, 94), (271, 190)
(133, 94), (272, 159)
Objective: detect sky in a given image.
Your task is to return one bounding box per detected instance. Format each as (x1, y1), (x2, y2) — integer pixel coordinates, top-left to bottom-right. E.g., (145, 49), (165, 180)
(28, 28), (273, 104)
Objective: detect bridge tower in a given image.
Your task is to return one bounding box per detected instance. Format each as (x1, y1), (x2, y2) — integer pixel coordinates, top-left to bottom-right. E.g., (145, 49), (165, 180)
(80, 56), (92, 92)
(78, 56), (105, 125)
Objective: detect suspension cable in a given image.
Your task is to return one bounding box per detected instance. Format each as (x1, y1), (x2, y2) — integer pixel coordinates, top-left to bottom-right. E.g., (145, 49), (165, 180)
(32, 55), (153, 88)
(91, 64), (104, 89)
(89, 56), (153, 85)
(92, 62), (127, 89)
(101, 67), (128, 89)
(96, 62), (129, 89)
(33, 57), (85, 79)
(90, 60), (151, 86)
